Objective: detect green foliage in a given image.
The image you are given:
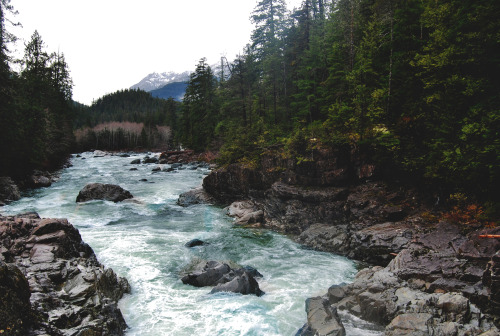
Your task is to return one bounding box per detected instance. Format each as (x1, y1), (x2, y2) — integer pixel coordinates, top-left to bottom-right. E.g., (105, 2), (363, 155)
(0, 23), (76, 177)
(178, 58), (219, 151)
(181, 0), (499, 206)
(74, 89), (179, 128)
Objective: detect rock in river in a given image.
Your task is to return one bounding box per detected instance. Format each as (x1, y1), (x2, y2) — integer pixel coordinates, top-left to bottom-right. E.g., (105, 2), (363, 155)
(76, 183), (133, 203)
(0, 212), (130, 335)
(181, 260), (264, 296)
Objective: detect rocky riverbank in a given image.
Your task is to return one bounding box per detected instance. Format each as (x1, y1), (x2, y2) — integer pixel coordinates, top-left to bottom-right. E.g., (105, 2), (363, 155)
(0, 212), (130, 335)
(201, 149), (500, 335)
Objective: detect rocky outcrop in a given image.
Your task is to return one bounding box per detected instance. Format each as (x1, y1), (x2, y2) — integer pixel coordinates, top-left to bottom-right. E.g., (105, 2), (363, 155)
(181, 260), (264, 296)
(296, 297), (346, 336)
(76, 183), (133, 203)
(28, 170), (53, 188)
(0, 177), (21, 204)
(0, 261), (32, 335)
(177, 187), (217, 207)
(202, 155), (500, 334)
(324, 264), (498, 335)
(0, 212), (130, 335)
(226, 200), (264, 226)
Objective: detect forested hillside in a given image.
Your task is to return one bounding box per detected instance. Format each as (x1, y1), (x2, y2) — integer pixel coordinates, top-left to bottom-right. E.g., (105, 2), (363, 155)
(178, 0), (500, 206)
(0, 1), (75, 178)
(73, 90), (180, 151)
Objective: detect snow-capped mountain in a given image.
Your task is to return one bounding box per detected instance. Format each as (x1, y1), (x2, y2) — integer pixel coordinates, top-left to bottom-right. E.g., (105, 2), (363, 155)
(130, 71), (190, 92)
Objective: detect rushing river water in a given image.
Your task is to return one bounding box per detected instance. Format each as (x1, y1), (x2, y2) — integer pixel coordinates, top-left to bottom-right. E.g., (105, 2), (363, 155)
(1, 152), (383, 336)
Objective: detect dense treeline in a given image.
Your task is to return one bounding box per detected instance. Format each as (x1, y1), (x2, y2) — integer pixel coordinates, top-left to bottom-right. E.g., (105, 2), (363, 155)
(74, 89), (180, 129)
(0, 1), (75, 178)
(74, 122), (172, 152)
(178, 0), (500, 206)
(73, 90), (180, 151)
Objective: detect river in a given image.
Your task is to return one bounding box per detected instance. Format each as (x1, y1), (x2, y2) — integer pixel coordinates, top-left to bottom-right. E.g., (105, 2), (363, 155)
(1, 152), (382, 336)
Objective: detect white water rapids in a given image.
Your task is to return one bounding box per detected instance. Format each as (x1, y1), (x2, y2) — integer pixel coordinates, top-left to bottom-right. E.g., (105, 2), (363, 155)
(1, 152), (383, 336)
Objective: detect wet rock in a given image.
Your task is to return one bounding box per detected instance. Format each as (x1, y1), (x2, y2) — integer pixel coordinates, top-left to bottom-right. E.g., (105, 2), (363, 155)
(210, 271), (264, 296)
(181, 261), (231, 287)
(202, 157), (500, 333)
(28, 170), (52, 188)
(0, 176), (21, 203)
(0, 261), (32, 335)
(181, 261), (264, 296)
(185, 239), (208, 248)
(76, 183), (133, 203)
(297, 297), (345, 336)
(142, 156), (158, 164)
(226, 201), (263, 226)
(177, 187), (217, 206)
(0, 213), (129, 335)
(130, 159), (141, 164)
(385, 313), (432, 336)
(241, 265), (263, 278)
(93, 150), (107, 157)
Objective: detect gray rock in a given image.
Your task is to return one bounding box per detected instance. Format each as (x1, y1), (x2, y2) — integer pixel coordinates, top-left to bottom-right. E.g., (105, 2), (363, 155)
(76, 183), (133, 203)
(0, 261), (32, 335)
(0, 176), (21, 202)
(181, 261), (264, 296)
(177, 187), (216, 206)
(185, 239), (208, 248)
(181, 261), (231, 287)
(227, 201), (264, 226)
(29, 170), (53, 188)
(304, 297), (345, 336)
(142, 156), (159, 164)
(0, 213), (129, 335)
(385, 313), (432, 336)
(210, 271), (264, 297)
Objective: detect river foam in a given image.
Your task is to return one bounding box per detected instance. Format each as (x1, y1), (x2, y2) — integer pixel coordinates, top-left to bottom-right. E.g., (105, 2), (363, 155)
(1, 152), (382, 335)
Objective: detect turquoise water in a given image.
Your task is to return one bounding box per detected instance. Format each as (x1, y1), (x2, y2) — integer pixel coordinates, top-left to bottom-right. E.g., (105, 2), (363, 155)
(1, 152), (382, 336)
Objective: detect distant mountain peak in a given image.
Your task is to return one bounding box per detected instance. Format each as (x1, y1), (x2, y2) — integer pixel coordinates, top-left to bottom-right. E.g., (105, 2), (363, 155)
(130, 71), (190, 92)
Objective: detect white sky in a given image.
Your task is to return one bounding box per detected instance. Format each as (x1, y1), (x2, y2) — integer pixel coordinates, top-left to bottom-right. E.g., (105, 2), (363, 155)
(9, 0), (303, 105)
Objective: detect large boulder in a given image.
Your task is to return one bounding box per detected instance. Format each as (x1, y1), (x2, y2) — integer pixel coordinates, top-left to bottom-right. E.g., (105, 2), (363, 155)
(177, 187), (217, 207)
(181, 261), (232, 287)
(210, 271), (264, 297)
(28, 170), (53, 188)
(0, 213), (130, 335)
(226, 201), (264, 226)
(296, 297), (345, 336)
(0, 261), (32, 335)
(142, 156), (159, 164)
(181, 260), (264, 296)
(76, 183), (133, 203)
(0, 177), (21, 203)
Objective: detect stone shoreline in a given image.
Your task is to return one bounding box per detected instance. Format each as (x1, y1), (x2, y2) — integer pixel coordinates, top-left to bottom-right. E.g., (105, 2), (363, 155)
(0, 212), (130, 335)
(199, 152), (500, 335)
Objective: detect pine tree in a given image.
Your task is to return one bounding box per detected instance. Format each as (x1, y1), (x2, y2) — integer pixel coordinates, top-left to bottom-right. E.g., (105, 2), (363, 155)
(180, 58), (219, 151)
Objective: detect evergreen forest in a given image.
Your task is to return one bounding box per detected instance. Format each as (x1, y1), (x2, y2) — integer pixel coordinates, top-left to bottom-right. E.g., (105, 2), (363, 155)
(177, 0), (500, 207)
(1, 0), (499, 210)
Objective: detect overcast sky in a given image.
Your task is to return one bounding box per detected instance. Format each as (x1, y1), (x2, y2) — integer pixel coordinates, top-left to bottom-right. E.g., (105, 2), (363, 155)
(9, 0), (303, 105)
